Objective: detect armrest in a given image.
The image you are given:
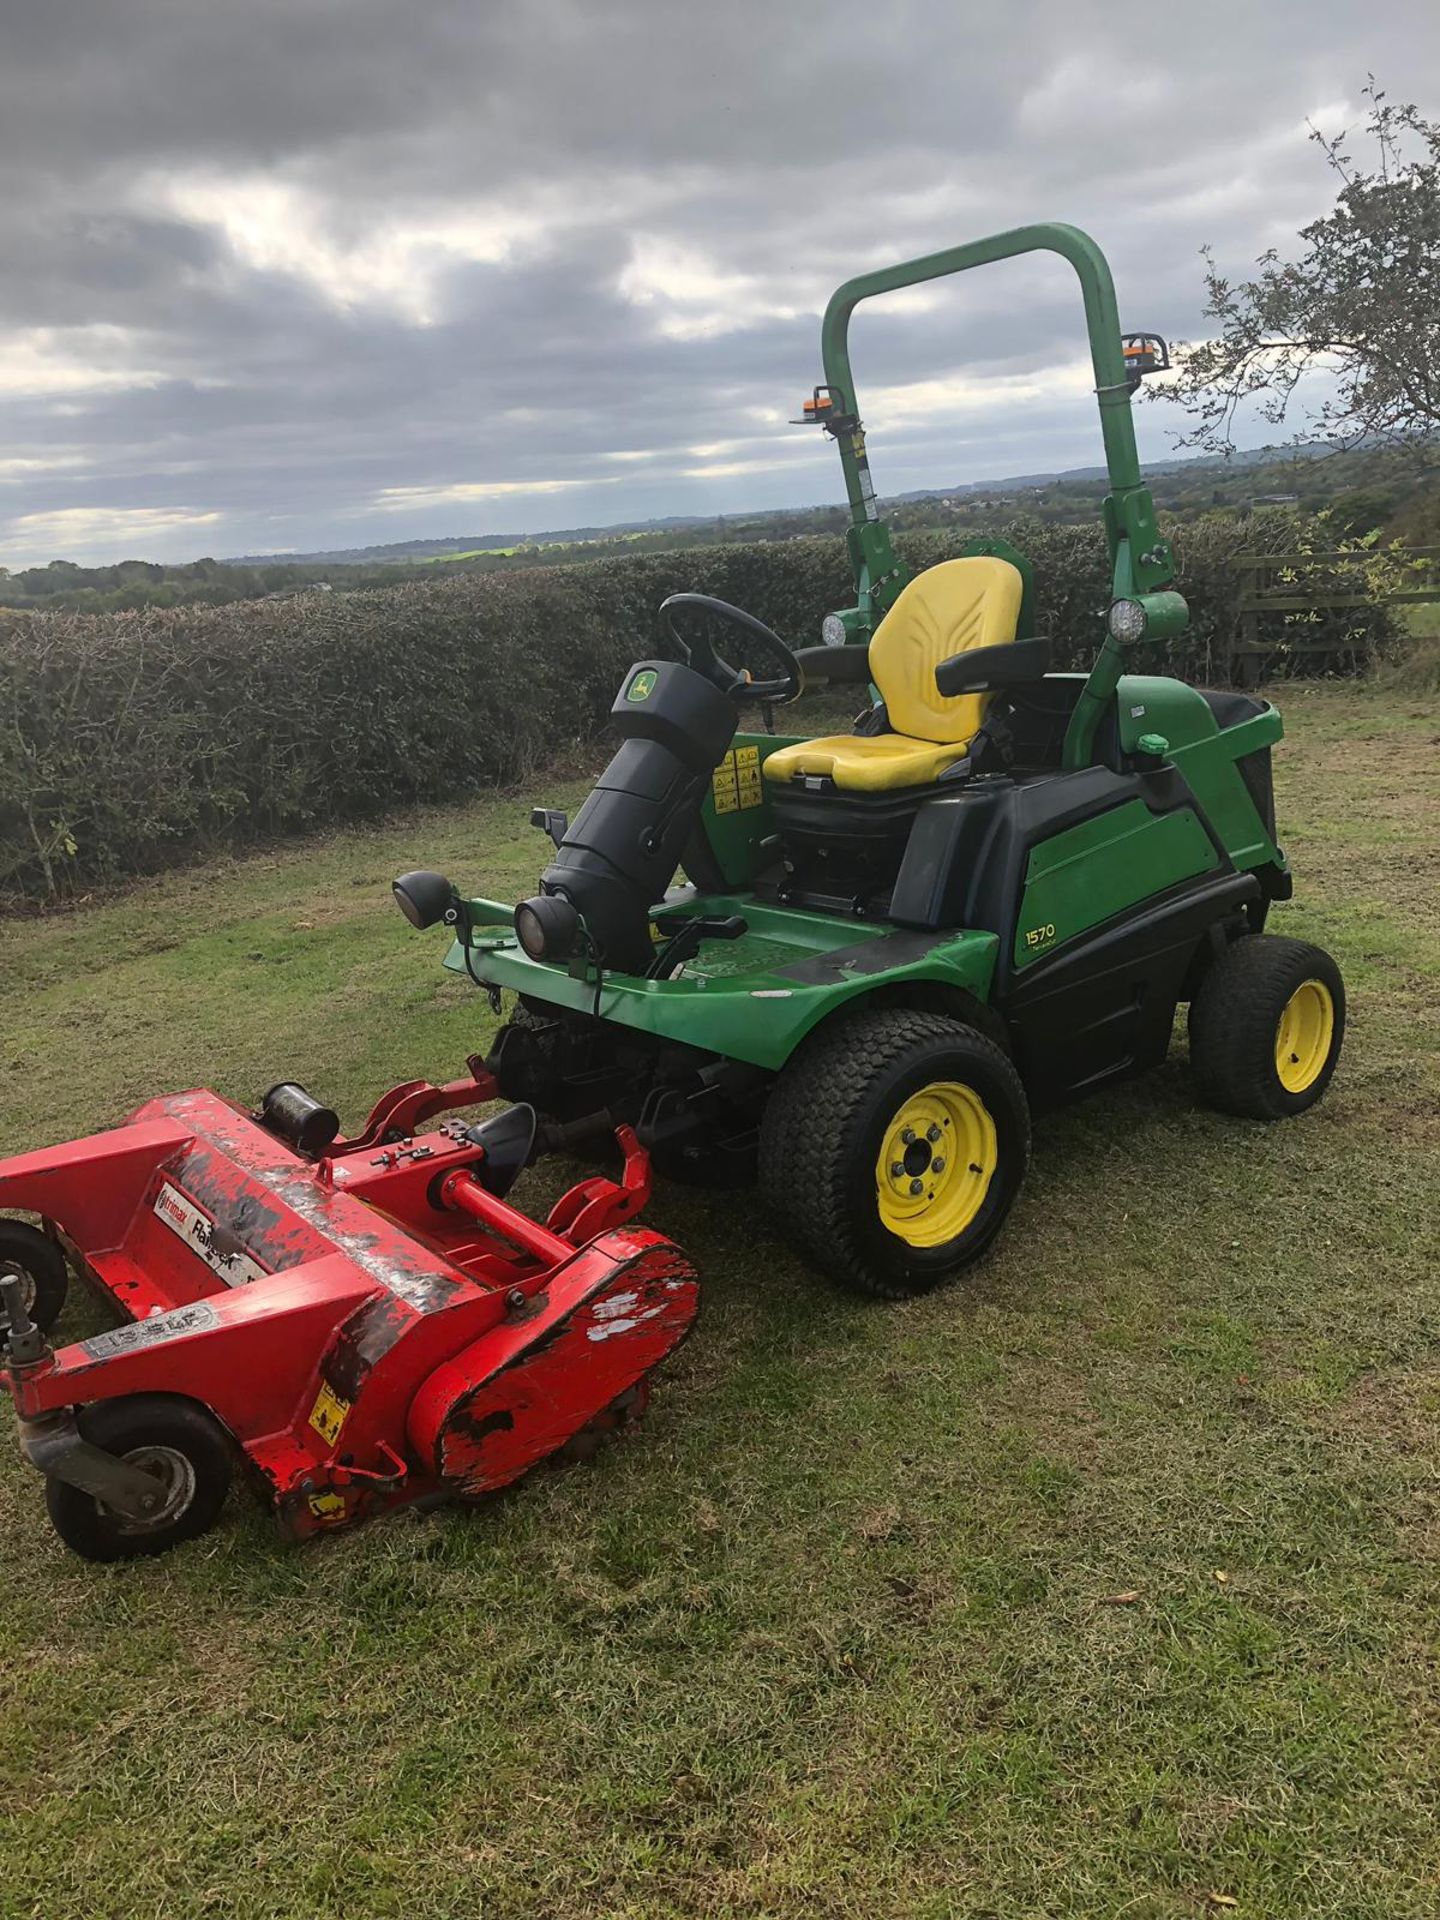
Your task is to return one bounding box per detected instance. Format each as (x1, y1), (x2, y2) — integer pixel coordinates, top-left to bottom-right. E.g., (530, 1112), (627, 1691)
(793, 644), (874, 685)
(935, 635), (1052, 698)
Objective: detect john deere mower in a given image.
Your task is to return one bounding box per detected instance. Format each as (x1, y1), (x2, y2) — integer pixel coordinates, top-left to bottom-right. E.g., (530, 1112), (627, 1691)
(394, 221), (1345, 1300)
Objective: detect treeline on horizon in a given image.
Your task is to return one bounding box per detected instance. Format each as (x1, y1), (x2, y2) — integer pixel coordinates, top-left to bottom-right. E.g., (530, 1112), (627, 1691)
(3, 443), (1436, 614)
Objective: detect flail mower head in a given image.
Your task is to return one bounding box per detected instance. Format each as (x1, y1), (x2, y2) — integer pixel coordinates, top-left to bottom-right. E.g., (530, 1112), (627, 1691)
(0, 1064), (697, 1561)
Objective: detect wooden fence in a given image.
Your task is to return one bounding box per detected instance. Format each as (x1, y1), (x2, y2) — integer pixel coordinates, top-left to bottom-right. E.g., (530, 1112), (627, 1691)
(1229, 546), (1440, 685)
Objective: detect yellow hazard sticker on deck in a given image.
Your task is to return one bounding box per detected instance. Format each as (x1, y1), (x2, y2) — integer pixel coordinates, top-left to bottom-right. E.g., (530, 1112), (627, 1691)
(307, 1490), (347, 1522)
(711, 745), (765, 815)
(308, 1381), (351, 1447)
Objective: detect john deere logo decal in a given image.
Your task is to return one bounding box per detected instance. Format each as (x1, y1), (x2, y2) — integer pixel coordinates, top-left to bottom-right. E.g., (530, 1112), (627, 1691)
(628, 669), (657, 702)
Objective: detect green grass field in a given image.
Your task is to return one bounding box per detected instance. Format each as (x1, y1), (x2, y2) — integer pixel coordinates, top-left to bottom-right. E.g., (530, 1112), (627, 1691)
(1, 683), (1438, 1919)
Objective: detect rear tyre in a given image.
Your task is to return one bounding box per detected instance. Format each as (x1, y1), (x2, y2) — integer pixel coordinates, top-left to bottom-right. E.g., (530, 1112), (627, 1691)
(1188, 933), (1345, 1120)
(759, 1009), (1030, 1300)
(0, 1221), (69, 1334)
(45, 1395), (234, 1563)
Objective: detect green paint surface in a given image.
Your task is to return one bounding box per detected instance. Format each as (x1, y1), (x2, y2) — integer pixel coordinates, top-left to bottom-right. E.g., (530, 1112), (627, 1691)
(1015, 799), (1220, 968)
(453, 897), (999, 1071)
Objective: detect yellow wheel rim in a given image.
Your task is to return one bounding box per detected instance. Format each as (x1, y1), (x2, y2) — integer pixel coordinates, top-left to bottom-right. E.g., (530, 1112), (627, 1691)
(1274, 979), (1335, 1093)
(875, 1081), (998, 1249)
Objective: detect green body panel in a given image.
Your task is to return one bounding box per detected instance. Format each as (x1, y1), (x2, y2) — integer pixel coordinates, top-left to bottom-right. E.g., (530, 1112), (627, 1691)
(1013, 798), (1220, 970)
(692, 731), (793, 888)
(450, 897), (1000, 1073)
(1113, 676), (1284, 873)
(700, 684), (1282, 910)
(1111, 674), (1222, 754)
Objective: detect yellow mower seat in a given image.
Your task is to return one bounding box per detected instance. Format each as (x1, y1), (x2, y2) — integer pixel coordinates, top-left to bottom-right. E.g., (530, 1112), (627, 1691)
(763, 556), (1024, 792)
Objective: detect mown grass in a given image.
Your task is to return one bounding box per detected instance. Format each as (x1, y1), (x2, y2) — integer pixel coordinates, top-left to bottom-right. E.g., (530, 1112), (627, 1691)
(1377, 603), (1440, 694)
(1, 684), (1438, 1919)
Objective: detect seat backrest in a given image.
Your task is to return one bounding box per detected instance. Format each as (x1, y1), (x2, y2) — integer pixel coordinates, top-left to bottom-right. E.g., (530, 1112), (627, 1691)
(868, 556), (1023, 744)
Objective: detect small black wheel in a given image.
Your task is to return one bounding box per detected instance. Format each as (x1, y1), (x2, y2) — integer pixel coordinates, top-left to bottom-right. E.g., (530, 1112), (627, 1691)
(0, 1220), (69, 1334)
(759, 1008), (1031, 1299)
(44, 1395), (234, 1563)
(1188, 933), (1345, 1120)
(450, 1382), (653, 1510)
(555, 1379), (651, 1466)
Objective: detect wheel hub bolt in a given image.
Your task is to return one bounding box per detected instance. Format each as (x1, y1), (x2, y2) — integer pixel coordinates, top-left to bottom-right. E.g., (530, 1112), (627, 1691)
(926, 1124), (941, 1142)
(909, 1178), (924, 1195)
(901, 1128), (916, 1144)
(889, 1161), (905, 1179)
(931, 1157), (946, 1173)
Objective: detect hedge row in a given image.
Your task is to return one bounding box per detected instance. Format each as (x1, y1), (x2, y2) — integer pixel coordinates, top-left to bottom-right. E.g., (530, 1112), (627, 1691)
(0, 509), (1399, 904)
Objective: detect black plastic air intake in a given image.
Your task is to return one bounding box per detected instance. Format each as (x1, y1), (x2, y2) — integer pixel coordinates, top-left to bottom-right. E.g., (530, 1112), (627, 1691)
(528, 660), (737, 973)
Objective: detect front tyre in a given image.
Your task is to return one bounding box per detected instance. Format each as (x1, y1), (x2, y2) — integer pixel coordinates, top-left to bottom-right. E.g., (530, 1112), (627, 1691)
(759, 1009), (1031, 1300)
(45, 1395), (234, 1563)
(0, 1221), (69, 1334)
(1188, 933), (1345, 1120)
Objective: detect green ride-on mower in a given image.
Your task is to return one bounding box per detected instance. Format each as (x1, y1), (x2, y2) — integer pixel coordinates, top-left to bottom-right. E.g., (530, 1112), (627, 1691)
(394, 223), (1345, 1299)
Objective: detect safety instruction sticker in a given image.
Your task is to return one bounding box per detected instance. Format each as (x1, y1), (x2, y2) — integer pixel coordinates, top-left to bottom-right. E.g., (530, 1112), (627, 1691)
(152, 1181), (268, 1288)
(711, 745), (764, 815)
(308, 1381), (352, 1446)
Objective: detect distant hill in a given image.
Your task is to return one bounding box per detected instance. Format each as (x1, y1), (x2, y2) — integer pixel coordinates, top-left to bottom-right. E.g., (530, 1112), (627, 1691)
(8, 438), (1430, 615)
(223, 515), (715, 568)
(224, 442), (1338, 567)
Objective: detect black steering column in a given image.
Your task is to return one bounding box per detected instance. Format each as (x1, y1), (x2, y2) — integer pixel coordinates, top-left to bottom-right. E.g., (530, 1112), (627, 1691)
(512, 597), (802, 976)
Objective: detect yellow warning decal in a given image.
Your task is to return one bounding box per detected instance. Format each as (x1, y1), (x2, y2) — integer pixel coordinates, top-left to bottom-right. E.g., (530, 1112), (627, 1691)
(735, 744), (763, 808)
(711, 748), (764, 816)
(308, 1381), (351, 1447)
(711, 752), (739, 814)
(307, 1490), (347, 1522)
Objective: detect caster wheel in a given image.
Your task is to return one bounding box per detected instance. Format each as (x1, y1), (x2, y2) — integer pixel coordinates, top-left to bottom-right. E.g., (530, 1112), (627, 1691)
(45, 1395), (233, 1563)
(0, 1221), (69, 1334)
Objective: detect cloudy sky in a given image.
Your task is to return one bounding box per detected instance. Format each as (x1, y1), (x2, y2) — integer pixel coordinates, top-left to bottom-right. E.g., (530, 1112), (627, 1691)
(1, 0), (1436, 566)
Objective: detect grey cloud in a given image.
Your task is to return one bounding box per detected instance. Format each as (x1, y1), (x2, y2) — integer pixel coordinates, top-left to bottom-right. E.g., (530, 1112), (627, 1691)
(0, 0), (1436, 561)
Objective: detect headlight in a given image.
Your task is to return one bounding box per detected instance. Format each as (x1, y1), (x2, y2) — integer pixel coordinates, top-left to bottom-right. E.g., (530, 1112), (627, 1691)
(820, 612), (847, 648)
(393, 870), (456, 930)
(514, 893), (580, 962)
(1107, 598), (1149, 644)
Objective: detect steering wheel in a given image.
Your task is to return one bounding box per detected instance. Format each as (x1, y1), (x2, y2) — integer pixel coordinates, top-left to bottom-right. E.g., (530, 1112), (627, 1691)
(659, 593), (804, 704)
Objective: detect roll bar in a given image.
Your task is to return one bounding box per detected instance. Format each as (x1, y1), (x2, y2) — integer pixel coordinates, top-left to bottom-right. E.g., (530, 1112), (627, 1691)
(812, 222), (1186, 769)
(823, 225), (1139, 504)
